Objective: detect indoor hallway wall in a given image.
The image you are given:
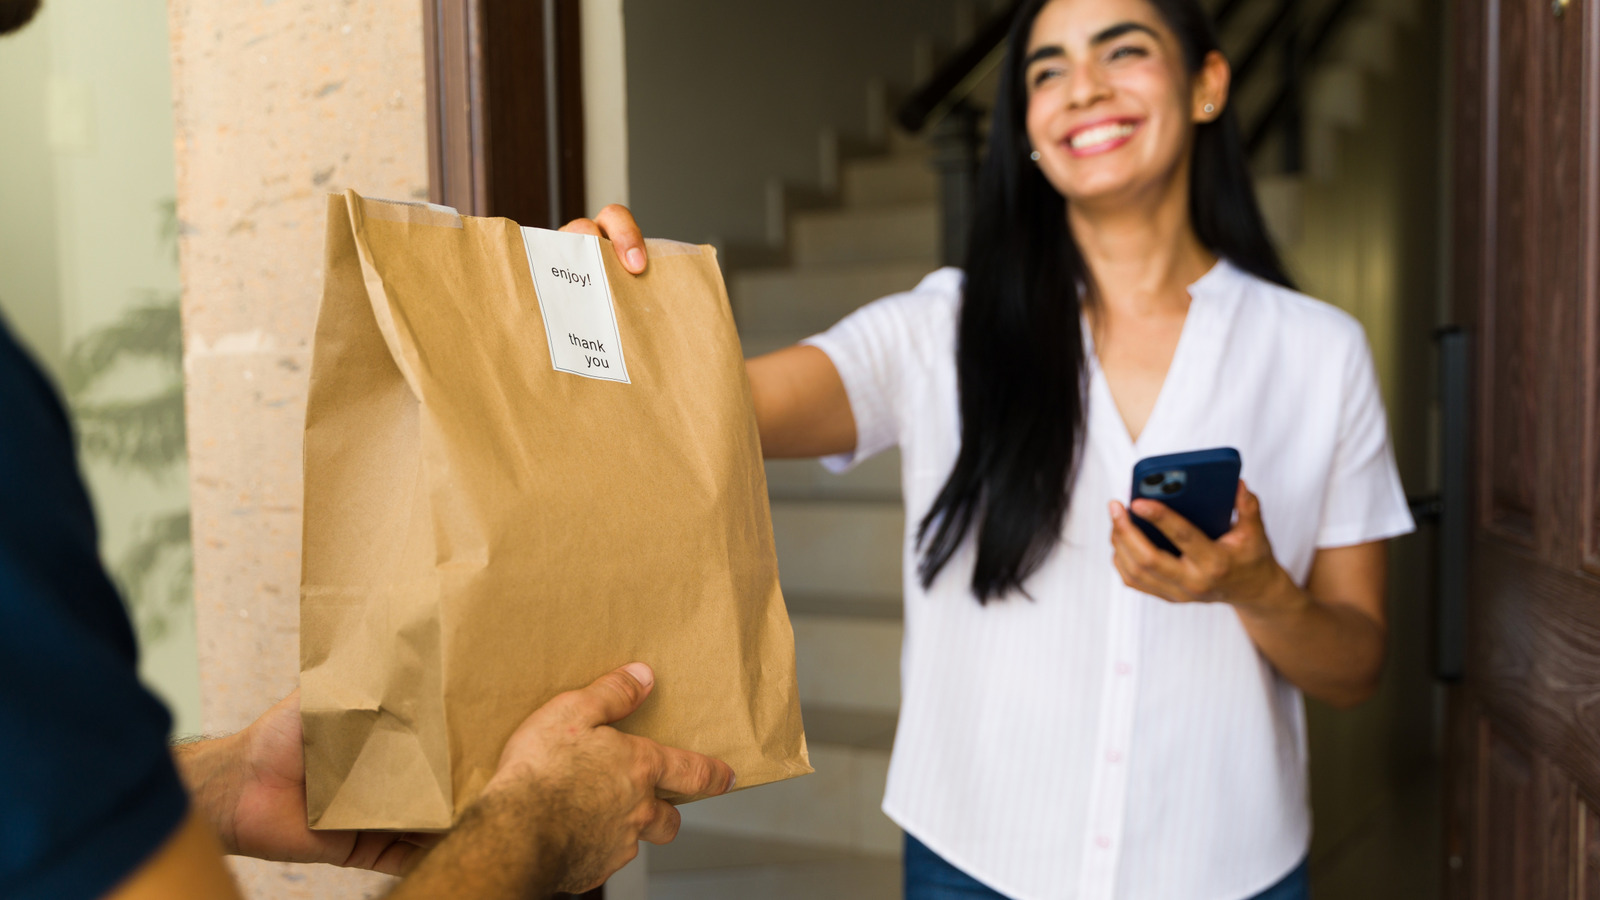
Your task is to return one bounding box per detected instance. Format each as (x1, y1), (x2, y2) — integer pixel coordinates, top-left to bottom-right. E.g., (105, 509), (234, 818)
(168, 0), (428, 895)
(0, 0), (199, 734)
(1279, 1), (1447, 891)
(622, 0), (971, 247)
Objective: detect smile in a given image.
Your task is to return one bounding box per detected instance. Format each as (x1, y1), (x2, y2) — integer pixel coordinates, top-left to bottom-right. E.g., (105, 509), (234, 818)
(1064, 120), (1140, 155)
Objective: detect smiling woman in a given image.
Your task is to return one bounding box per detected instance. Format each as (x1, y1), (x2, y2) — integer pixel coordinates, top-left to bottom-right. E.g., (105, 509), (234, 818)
(920, 0), (1290, 603)
(568, 0), (1415, 897)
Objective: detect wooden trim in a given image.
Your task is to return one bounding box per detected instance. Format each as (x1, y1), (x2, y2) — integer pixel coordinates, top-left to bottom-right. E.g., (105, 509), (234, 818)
(423, 0), (486, 214)
(423, 0), (585, 226)
(1584, 0), (1600, 574)
(420, 4), (594, 896)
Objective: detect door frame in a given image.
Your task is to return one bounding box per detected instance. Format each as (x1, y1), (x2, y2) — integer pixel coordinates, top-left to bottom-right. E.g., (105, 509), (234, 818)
(419, 8), (594, 898)
(422, 0), (586, 227)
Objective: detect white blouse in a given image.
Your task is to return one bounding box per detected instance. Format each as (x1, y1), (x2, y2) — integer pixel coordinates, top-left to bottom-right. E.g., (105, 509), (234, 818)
(802, 260), (1414, 900)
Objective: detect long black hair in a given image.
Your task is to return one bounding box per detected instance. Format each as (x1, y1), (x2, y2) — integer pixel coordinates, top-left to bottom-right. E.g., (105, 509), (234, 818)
(916, 0), (1294, 603)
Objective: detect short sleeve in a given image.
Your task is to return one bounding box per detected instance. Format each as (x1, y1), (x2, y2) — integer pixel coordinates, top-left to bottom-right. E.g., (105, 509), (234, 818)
(1315, 331), (1416, 548)
(800, 268), (959, 472)
(0, 321), (188, 900)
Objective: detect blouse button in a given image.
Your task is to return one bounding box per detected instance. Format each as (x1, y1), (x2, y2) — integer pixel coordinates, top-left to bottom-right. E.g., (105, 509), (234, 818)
(1095, 835), (1112, 850)
(1115, 661), (1133, 676)
(1106, 749), (1123, 763)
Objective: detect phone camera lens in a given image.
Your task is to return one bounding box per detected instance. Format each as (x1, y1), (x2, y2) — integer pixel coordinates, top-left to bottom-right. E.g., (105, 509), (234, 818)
(1142, 473), (1164, 488)
(1161, 480), (1182, 495)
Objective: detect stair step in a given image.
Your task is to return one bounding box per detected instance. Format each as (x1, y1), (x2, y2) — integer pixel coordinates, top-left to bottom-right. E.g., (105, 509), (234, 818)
(792, 614), (902, 713)
(651, 828), (889, 874)
(842, 156), (938, 208)
(1308, 64), (1365, 130)
(886, 124), (927, 157)
(731, 260), (935, 336)
(676, 742), (899, 856)
(1254, 174), (1303, 250)
(766, 451), (902, 503)
(791, 204), (940, 266)
(786, 591), (902, 622)
(773, 500), (905, 598)
(1332, 14), (1396, 77)
(802, 704), (898, 752)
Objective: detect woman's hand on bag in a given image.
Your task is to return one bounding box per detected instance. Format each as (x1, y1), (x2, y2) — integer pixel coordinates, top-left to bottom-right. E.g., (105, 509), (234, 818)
(483, 662), (736, 894)
(562, 204), (649, 275)
(172, 691), (440, 875)
(1107, 480), (1299, 615)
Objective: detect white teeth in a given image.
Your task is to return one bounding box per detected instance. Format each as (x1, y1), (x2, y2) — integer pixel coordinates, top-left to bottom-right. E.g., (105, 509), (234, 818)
(1069, 122), (1136, 150)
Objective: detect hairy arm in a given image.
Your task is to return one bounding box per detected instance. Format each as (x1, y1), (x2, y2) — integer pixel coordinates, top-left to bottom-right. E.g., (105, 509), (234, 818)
(171, 696), (435, 875)
(385, 784), (564, 900)
(158, 665), (728, 900)
(392, 663), (733, 897)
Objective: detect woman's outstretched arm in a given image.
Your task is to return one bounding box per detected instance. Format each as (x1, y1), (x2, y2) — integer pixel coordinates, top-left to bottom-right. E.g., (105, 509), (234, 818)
(562, 206), (856, 459)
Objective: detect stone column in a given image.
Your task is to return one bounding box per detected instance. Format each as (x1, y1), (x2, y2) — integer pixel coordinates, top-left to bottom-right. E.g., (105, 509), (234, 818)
(168, 2), (428, 896)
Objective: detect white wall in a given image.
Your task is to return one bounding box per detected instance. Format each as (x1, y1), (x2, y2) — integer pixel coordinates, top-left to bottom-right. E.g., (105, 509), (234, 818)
(584, 0), (632, 208)
(622, 0), (974, 246)
(0, 17), (64, 374)
(0, 0), (199, 734)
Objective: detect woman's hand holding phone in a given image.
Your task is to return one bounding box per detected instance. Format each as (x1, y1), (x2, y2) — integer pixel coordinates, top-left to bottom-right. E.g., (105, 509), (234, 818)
(1107, 480), (1300, 615)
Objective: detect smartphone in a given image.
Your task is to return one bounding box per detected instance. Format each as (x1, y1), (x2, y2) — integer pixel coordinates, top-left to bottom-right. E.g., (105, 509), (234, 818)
(1128, 447), (1242, 556)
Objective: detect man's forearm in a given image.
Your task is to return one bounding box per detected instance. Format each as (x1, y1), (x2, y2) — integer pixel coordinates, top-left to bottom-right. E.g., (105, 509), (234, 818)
(1235, 570), (1386, 709)
(170, 734), (244, 856)
(386, 780), (566, 900)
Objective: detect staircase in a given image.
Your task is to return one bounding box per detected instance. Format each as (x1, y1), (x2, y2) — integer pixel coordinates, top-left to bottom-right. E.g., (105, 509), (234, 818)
(647, 113), (936, 900)
(646, 1), (1427, 896)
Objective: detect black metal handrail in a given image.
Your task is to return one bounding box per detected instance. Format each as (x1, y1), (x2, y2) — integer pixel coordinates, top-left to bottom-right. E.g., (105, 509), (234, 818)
(897, 0), (1257, 136)
(1230, 0), (1299, 91)
(1212, 0), (1252, 29)
(894, 0), (1363, 263)
(896, 1), (1022, 134)
(894, 0), (1360, 175)
(1245, 0), (1362, 157)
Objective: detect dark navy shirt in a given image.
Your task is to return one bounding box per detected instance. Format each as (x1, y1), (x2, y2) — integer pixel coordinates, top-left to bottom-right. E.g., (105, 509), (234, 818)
(0, 318), (188, 899)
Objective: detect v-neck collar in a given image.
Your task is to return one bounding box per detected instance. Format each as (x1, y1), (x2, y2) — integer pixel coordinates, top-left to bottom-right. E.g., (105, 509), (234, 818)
(1083, 258), (1241, 466)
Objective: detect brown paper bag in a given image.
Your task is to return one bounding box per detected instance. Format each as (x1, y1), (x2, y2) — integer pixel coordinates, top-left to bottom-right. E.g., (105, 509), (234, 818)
(300, 189), (811, 831)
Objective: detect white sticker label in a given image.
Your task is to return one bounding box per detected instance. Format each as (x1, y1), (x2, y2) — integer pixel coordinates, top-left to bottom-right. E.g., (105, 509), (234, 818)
(521, 227), (630, 383)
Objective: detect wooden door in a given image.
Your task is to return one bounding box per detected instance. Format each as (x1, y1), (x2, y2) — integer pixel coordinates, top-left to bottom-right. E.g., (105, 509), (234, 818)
(422, 0), (586, 227)
(1445, 0), (1600, 895)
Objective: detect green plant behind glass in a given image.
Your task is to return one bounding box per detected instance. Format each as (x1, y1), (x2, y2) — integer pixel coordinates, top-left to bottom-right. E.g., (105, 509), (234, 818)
(64, 198), (191, 641)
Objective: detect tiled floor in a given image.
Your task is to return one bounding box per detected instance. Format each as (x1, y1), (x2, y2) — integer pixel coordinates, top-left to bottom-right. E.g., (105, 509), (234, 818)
(653, 767), (1441, 900)
(650, 829), (900, 900)
(1311, 764), (1441, 900)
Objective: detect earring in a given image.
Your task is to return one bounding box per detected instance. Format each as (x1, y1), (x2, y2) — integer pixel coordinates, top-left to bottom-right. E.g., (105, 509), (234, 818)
(1203, 103), (1216, 114)
(1030, 150), (1041, 161)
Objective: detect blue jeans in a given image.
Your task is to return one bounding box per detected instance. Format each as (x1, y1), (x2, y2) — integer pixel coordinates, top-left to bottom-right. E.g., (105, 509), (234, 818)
(903, 834), (1311, 900)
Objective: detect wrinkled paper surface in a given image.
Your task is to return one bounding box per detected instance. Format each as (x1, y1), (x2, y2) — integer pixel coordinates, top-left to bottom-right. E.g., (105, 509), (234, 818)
(301, 190), (811, 831)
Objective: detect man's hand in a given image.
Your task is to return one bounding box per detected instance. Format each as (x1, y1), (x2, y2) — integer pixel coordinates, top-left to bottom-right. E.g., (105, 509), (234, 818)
(561, 205), (649, 275)
(486, 662), (735, 893)
(173, 692), (436, 876)
(178, 663), (734, 898)
(390, 663), (735, 899)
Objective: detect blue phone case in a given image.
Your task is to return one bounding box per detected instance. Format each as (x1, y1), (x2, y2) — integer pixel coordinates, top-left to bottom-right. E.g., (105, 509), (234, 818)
(1129, 447), (1241, 556)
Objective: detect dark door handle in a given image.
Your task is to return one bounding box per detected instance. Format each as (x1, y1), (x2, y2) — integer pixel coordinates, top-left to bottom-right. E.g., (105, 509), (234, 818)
(1435, 327), (1469, 681)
